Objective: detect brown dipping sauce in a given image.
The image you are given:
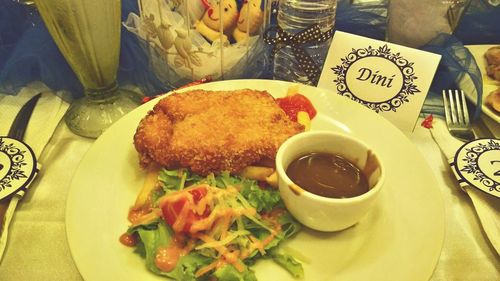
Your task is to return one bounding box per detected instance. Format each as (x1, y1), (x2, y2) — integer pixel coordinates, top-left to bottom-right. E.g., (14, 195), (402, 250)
(286, 152), (369, 198)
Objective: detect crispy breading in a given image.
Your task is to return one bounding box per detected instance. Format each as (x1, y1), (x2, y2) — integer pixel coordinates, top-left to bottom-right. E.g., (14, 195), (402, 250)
(485, 46), (500, 81)
(134, 89), (304, 175)
(486, 88), (500, 113)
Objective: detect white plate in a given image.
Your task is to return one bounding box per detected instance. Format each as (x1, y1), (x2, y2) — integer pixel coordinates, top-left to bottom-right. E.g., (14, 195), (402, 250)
(66, 80), (444, 281)
(463, 45), (500, 123)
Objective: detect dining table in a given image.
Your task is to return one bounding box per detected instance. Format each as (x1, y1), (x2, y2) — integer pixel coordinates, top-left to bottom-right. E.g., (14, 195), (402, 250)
(0, 0), (499, 280)
(0, 80), (498, 280)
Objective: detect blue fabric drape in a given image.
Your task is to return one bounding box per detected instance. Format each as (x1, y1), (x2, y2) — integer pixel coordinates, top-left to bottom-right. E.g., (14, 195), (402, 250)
(0, 0), (168, 98)
(454, 0), (500, 45)
(420, 34), (484, 120)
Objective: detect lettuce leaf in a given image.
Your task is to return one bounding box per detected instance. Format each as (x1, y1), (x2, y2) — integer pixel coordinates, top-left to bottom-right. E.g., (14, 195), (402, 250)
(134, 220), (172, 274)
(158, 169), (203, 193)
(213, 264), (258, 281)
(216, 171), (242, 188)
(133, 220), (212, 280)
(270, 250), (304, 279)
(159, 169), (281, 213)
(158, 169), (185, 192)
(127, 217), (160, 234)
(278, 211), (302, 239)
(165, 253), (213, 281)
(234, 176), (281, 212)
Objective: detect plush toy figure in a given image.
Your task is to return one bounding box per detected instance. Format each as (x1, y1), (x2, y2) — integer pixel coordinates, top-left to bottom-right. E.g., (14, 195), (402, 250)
(233, 0), (264, 42)
(195, 0), (239, 42)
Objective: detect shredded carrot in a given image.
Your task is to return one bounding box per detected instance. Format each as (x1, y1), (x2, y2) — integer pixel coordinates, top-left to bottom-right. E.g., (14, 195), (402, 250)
(219, 214), (231, 240)
(195, 260), (220, 277)
(231, 258), (245, 272)
(248, 235), (265, 255)
(197, 234), (229, 256)
(172, 201), (190, 232)
(191, 209), (222, 233)
(262, 232), (276, 247)
(195, 192), (212, 215)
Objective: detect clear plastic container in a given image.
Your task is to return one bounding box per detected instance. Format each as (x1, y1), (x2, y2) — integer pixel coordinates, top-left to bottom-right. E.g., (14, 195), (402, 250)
(124, 0), (271, 88)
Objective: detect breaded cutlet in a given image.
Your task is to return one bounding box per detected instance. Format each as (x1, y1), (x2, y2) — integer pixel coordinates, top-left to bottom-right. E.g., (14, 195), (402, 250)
(134, 89), (304, 175)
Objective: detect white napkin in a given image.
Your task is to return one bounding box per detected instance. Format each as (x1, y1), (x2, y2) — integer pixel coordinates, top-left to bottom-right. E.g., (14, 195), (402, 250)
(0, 82), (69, 262)
(429, 116), (500, 254)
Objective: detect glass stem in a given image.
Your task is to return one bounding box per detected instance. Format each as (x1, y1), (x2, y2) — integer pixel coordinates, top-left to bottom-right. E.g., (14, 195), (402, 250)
(85, 81), (119, 102)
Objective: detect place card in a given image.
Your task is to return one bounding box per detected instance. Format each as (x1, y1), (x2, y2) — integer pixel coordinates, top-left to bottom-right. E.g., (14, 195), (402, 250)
(452, 138), (500, 198)
(318, 31), (442, 132)
(0, 137), (37, 200)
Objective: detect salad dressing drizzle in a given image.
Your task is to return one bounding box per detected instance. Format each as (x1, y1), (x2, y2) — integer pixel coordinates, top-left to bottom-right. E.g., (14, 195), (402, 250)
(128, 209), (160, 226)
(128, 207), (150, 224)
(154, 235), (194, 273)
(119, 233), (137, 247)
(155, 246), (182, 273)
(195, 234), (245, 274)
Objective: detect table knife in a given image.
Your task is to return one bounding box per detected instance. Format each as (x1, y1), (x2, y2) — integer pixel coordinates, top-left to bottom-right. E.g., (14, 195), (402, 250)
(0, 93), (41, 236)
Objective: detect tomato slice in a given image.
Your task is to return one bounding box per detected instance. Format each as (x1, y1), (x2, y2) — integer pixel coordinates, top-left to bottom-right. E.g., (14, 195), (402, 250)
(161, 187), (209, 234)
(276, 94), (317, 122)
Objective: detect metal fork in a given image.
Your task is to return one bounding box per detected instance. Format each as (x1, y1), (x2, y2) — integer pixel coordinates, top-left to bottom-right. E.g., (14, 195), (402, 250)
(442, 89), (475, 142)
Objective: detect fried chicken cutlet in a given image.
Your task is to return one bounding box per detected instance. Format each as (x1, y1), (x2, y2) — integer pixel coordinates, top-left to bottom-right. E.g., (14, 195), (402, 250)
(134, 89), (304, 175)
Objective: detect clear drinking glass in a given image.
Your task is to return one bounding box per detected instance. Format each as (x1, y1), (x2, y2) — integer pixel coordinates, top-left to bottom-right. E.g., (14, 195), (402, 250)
(35, 0), (142, 138)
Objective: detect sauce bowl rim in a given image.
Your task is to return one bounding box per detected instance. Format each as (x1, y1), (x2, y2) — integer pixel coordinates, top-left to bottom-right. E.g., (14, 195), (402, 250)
(275, 130), (385, 204)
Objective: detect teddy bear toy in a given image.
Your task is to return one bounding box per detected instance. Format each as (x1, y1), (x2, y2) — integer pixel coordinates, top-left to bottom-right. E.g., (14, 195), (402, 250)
(233, 0), (264, 43)
(195, 0), (239, 43)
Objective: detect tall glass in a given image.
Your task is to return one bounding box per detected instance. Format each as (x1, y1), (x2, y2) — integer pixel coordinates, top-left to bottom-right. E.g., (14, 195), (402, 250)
(35, 0), (142, 138)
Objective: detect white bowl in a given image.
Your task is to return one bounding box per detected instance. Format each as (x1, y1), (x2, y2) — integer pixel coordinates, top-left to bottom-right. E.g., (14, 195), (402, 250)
(275, 131), (385, 232)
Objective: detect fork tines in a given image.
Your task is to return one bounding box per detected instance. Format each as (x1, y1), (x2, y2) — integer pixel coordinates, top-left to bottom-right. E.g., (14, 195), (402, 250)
(442, 89), (470, 126)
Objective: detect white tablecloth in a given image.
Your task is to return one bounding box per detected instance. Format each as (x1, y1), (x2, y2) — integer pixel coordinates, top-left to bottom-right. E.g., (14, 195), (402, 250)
(0, 115), (498, 281)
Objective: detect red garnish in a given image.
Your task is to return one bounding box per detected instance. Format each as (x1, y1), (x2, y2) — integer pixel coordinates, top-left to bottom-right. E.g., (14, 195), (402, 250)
(276, 94), (317, 121)
(421, 114), (434, 129)
(141, 96), (154, 104)
(161, 186), (210, 234)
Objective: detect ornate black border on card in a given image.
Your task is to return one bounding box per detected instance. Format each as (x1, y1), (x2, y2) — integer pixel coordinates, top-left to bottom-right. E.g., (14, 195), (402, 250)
(0, 137), (37, 199)
(453, 138), (500, 195)
(331, 44), (420, 113)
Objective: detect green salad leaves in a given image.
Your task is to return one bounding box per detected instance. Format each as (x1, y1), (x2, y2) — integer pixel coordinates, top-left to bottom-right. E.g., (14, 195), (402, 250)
(125, 169), (303, 281)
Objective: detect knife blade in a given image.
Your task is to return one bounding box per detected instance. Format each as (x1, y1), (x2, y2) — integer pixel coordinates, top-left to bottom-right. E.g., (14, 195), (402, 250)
(0, 93), (41, 234)
(7, 93), (41, 140)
